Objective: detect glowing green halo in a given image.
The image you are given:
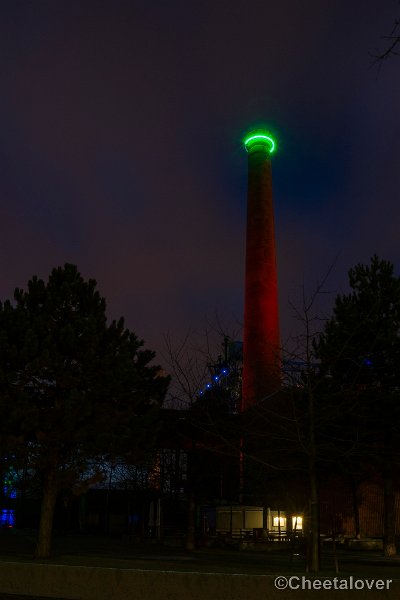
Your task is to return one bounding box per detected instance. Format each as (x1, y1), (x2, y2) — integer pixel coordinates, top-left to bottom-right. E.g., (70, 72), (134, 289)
(244, 132), (276, 154)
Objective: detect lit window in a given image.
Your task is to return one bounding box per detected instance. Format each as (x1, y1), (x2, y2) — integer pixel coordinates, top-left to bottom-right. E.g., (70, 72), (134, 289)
(0, 509), (15, 528)
(273, 516), (286, 527)
(292, 516), (303, 530)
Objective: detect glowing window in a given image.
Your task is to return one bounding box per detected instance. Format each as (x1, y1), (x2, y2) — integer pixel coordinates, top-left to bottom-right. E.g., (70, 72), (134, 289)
(0, 509), (15, 528)
(292, 516), (303, 530)
(273, 516), (286, 527)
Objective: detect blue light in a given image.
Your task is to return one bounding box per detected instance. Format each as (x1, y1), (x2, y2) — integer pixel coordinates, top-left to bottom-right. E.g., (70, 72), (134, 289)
(197, 363), (233, 399)
(363, 358), (373, 366)
(4, 486), (16, 499)
(0, 509), (15, 528)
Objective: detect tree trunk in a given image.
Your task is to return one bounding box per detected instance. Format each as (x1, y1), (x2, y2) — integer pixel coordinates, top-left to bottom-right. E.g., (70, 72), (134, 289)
(352, 479), (361, 539)
(307, 383), (320, 572)
(383, 464), (396, 557)
(186, 491), (196, 550)
(308, 462), (320, 572)
(35, 469), (58, 559)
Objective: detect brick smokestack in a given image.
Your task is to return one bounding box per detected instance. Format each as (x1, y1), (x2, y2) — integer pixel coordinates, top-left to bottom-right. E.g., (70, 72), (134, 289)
(242, 131), (281, 410)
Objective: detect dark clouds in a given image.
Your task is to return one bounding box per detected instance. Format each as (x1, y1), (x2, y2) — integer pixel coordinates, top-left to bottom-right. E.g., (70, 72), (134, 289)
(0, 0), (399, 357)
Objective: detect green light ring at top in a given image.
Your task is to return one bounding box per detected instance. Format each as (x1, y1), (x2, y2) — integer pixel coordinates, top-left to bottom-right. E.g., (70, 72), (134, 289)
(244, 133), (276, 154)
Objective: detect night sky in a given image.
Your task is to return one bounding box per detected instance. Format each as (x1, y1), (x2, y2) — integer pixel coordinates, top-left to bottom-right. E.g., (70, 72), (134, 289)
(1, 1), (399, 365)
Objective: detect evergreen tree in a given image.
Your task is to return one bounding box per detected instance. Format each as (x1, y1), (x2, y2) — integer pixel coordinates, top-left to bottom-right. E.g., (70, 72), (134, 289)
(315, 256), (400, 556)
(0, 264), (169, 558)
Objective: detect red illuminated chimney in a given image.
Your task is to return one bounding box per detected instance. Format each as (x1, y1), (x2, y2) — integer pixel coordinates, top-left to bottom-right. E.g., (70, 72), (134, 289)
(242, 131), (281, 410)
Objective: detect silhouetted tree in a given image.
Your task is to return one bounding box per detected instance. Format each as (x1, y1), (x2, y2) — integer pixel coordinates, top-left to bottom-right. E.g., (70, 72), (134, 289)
(163, 327), (242, 549)
(373, 16), (400, 63)
(315, 255), (400, 556)
(0, 264), (169, 558)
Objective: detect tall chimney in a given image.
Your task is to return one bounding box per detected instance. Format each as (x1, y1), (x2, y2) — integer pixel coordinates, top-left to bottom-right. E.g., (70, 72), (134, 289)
(242, 131), (281, 411)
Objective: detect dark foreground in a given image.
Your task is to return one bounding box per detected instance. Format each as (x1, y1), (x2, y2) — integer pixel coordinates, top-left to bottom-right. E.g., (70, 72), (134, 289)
(0, 530), (399, 600)
(0, 596), (57, 600)
(0, 529), (400, 575)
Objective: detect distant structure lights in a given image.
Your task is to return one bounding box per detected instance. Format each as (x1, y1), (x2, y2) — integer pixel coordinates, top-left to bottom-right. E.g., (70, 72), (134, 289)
(199, 367), (230, 396)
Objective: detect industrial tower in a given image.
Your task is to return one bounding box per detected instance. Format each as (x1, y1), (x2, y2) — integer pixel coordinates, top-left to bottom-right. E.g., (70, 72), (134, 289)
(242, 131), (281, 411)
